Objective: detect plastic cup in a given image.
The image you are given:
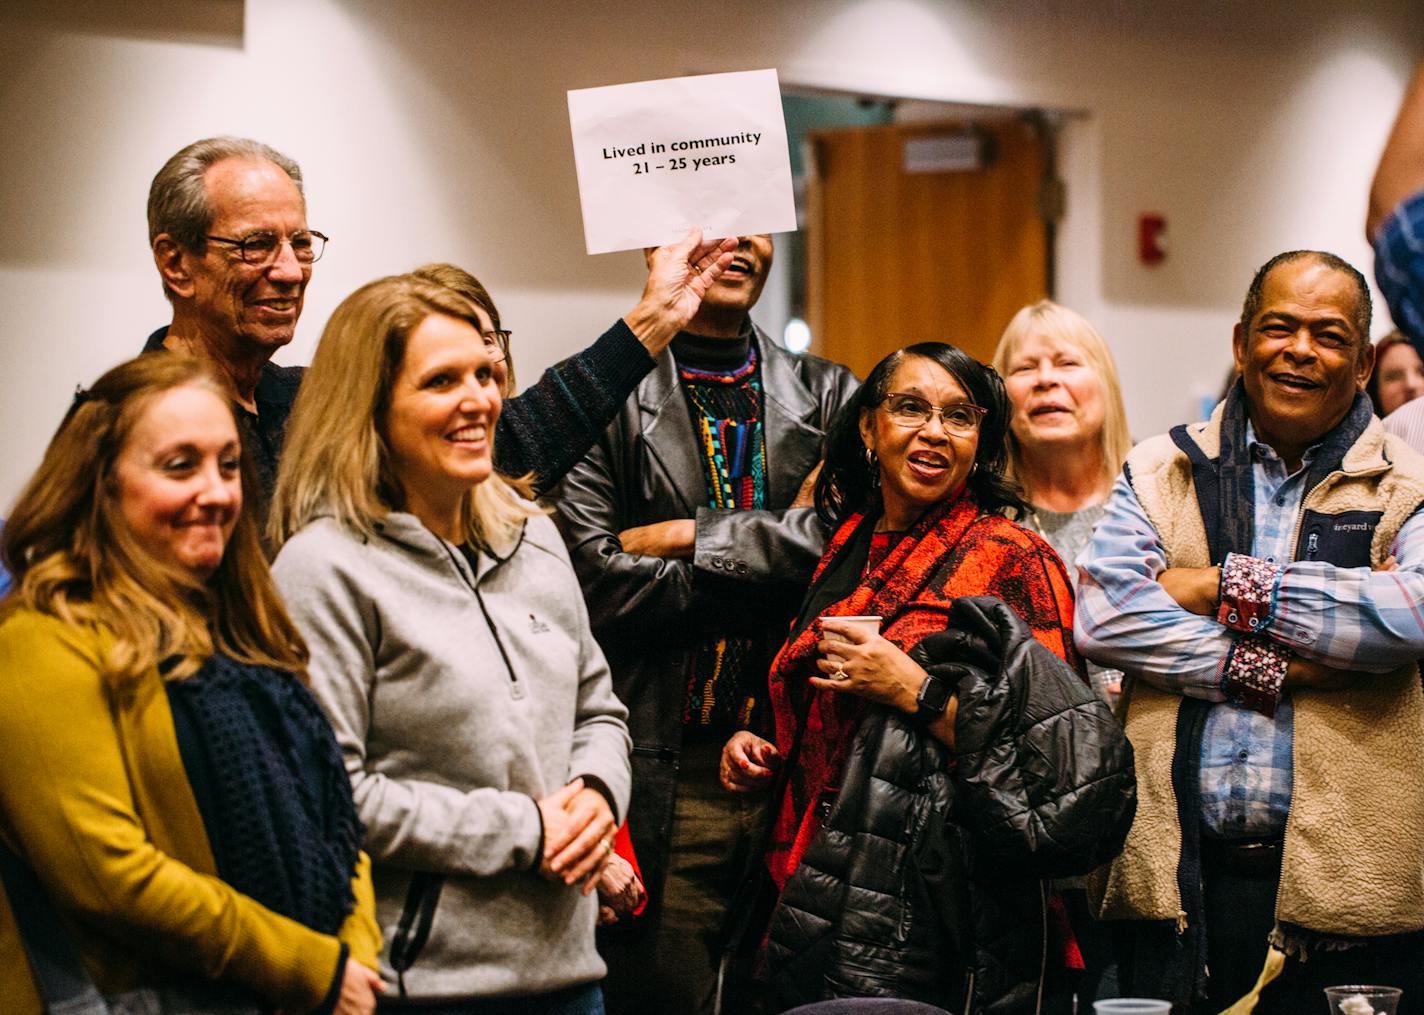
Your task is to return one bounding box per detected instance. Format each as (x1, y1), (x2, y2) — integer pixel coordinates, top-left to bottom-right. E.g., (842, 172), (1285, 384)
(1325, 985), (1403, 1015)
(1093, 1001), (1172, 1015)
(821, 616), (882, 642)
(820, 616), (881, 677)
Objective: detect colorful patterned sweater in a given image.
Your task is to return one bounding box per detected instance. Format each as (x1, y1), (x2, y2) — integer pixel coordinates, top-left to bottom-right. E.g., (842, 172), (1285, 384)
(674, 329), (770, 735)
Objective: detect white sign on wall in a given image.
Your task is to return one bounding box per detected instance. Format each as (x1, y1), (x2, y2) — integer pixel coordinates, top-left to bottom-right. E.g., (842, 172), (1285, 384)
(567, 69), (797, 255)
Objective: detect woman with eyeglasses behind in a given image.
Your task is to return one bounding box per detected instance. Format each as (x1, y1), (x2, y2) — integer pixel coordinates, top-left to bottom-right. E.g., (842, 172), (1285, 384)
(717, 343), (1134, 1013)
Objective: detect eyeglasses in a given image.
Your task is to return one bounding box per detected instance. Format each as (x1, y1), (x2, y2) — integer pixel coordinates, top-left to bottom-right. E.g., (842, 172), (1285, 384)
(482, 329), (511, 364)
(879, 392), (987, 436)
(203, 229), (329, 266)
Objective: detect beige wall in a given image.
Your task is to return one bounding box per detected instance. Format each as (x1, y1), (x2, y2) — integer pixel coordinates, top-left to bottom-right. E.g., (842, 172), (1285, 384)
(1, 0), (1418, 506)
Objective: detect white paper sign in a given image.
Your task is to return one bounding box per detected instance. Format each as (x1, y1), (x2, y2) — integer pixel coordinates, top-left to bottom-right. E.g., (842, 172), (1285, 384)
(567, 69), (796, 255)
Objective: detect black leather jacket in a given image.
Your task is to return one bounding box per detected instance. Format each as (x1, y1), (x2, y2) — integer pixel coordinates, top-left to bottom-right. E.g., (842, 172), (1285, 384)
(765, 597), (1136, 1015)
(551, 329), (858, 904)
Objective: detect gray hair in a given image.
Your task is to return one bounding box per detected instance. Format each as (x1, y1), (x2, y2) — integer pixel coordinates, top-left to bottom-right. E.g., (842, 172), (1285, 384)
(147, 136), (303, 251)
(1240, 249), (1372, 345)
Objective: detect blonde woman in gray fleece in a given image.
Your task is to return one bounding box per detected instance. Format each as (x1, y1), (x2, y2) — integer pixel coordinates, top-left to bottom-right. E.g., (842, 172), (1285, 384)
(268, 275), (631, 1015)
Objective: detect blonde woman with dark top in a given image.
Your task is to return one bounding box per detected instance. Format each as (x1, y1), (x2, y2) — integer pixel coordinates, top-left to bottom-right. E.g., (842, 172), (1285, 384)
(0, 353), (381, 1015)
(993, 299), (1132, 703)
(992, 300), (1134, 1011)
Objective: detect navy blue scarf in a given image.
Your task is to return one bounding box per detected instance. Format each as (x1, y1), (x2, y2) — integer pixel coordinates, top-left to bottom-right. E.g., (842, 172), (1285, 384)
(1170, 380), (1374, 564)
(166, 654), (363, 934)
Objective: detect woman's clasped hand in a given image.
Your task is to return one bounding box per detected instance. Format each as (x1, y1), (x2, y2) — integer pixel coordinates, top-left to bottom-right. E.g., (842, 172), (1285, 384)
(536, 778), (618, 893)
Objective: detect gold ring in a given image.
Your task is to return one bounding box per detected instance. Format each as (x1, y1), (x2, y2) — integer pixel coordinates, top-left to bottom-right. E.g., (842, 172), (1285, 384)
(603, 837), (614, 857)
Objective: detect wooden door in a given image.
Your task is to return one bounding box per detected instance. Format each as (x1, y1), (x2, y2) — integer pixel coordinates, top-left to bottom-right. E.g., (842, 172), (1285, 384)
(806, 118), (1049, 379)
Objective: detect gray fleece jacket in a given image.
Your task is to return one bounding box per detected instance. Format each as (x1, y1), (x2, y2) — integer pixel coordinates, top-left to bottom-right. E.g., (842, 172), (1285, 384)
(271, 510), (631, 1000)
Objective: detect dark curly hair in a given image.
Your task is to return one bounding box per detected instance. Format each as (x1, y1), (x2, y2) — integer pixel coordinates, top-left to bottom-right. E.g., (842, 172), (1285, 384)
(814, 342), (1024, 527)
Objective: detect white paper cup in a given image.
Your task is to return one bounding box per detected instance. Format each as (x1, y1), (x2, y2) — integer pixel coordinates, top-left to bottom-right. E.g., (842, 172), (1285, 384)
(820, 616), (881, 678)
(1093, 1001), (1172, 1015)
(821, 616), (882, 642)
(1325, 985), (1403, 1015)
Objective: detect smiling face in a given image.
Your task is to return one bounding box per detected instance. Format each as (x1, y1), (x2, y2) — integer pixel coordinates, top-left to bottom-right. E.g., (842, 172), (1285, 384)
(689, 234), (773, 334)
(181, 157), (311, 354)
(1003, 330), (1107, 453)
(859, 355), (980, 531)
(1234, 257), (1372, 467)
(1375, 340), (1424, 416)
(114, 384), (242, 579)
(383, 309), (503, 526)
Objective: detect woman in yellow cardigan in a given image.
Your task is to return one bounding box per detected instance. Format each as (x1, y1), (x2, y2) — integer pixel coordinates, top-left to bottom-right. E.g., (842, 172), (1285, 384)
(0, 354), (382, 1014)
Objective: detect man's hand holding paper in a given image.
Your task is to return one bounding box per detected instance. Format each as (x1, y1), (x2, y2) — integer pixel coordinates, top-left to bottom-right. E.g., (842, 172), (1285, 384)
(568, 69), (796, 255)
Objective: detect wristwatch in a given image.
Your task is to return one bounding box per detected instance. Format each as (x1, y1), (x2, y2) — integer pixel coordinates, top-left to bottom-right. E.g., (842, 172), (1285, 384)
(915, 673), (951, 719)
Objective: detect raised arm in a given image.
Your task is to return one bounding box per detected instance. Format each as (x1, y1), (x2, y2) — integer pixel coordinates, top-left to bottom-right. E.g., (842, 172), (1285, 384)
(623, 229), (740, 356)
(494, 230), (738, 491)
(1369, 62), (1424, 241)
(0, 611), (345, 1011)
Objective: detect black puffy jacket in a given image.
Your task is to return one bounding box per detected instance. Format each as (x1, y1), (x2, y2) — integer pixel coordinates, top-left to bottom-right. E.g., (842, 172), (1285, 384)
(764, 596), (1136, 1015)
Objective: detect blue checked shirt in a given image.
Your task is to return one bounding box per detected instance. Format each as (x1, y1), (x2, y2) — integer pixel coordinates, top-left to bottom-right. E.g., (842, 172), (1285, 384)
(1075, 424), (1424, 839)
(1375, 186), (1424, 350)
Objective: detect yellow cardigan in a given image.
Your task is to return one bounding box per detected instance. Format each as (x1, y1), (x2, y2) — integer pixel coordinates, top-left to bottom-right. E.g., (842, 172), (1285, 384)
(0, 607), (381, 1015)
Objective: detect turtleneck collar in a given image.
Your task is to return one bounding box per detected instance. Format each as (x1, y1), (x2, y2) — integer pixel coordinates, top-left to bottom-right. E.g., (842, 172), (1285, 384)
(671, 320), (754, 370)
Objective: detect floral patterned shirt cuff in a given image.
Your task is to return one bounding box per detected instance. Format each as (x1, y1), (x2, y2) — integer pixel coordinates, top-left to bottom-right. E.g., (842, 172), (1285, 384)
(1217, 552), (1280, 633)
(1222, 634), (1291, 717)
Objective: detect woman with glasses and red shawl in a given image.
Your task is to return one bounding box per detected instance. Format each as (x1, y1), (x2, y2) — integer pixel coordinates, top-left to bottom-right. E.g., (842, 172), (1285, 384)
(719, 342), (1134, 1014)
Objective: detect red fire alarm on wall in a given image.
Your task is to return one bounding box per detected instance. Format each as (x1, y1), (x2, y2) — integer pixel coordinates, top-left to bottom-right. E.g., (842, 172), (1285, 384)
(1139, 213), (1167, 265)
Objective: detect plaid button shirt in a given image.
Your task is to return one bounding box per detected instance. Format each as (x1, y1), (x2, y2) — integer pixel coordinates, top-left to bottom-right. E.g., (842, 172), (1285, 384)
(1075, 425), (1424, 839)
(1375, 186), (1424, 349)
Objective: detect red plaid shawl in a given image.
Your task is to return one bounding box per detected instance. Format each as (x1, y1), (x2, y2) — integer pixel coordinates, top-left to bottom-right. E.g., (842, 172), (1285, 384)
(765, 489), (1080, 888)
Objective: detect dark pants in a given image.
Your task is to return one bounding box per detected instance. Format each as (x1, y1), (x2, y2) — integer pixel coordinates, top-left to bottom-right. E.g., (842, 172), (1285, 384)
(602, 737), (767, 1015)
(1116, 839), (1424, 1015)
(1042, 886), (1118, 1014)
(376, 982), (604, 1015)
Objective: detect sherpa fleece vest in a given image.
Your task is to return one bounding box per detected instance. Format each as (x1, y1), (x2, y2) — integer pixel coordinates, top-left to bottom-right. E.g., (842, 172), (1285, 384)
(1093, 405), (1424, 936)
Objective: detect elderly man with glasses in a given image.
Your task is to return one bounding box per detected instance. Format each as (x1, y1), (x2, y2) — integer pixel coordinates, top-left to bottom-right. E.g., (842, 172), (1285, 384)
(144, 137), (316, 503)
(143, 136), (737, 506)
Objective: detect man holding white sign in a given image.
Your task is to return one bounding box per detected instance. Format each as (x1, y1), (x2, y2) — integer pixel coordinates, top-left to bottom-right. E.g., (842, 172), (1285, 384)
(553, 236), (857, 1014)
